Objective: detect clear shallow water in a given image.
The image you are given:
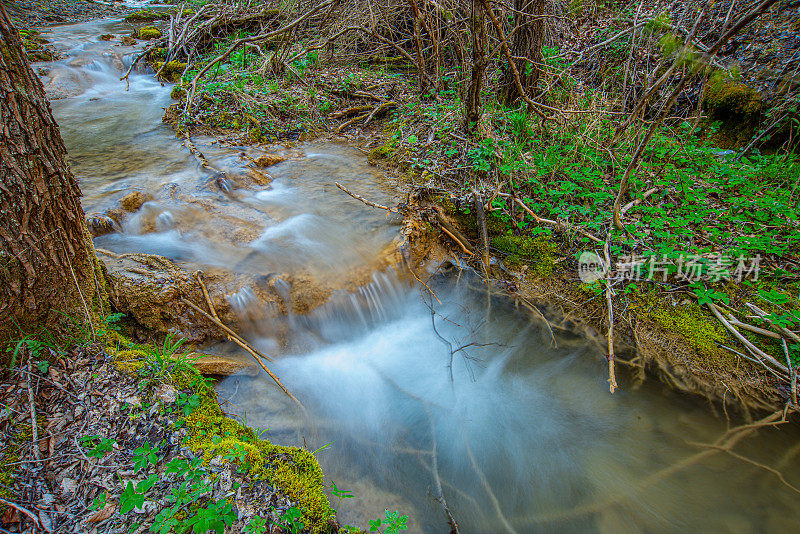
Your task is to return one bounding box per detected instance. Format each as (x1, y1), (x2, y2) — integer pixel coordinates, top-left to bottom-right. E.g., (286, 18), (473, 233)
(43, 18), (397, 279)
(40, 18), (800, 534)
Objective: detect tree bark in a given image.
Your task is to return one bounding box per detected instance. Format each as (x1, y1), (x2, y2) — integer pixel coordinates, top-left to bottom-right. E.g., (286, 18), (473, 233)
(410, 0), (429, 95)
(501, 0), (545, 104)
(0, 3), (100, 345)
(465, 0), (486, 130)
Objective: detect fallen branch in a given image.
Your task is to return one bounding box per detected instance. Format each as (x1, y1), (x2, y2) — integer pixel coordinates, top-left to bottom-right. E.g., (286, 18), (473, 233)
(619, 187), (658, 217)
(515, 410), (791, 526)
(119, 39), (165, 89)
(472, 188), (490, 276)
(707, 302), (790, 375)
(727, 314), (781, 340)
(194, 272), (272, 363)
(432, 209), (474, 255)
(336, 111), (369, 133)
(746, 302), (800, 343)
(509, 196), (603, 244)
(426, 409), (460, 534)
(603, 239), (618, 394)
(463, 431), (518, 534)
(364, 100), (397, 124)
(334, 181), (393, 211)
(331, 105), (374, 119)
(180, 297), (303, 409)
(0, 497), (41, 529)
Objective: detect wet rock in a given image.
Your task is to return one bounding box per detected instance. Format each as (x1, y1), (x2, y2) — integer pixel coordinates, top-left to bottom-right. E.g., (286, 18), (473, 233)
(120, 191), (152, 212)
(99, 34), (114, 41)
(133, 501), (158, 515)
(191, 355), (258, 377)
(86, 213), (117, 237)
(252, 154), (286, 167)
(60, 478), (77, 495)
(44, 70), (85, 100)
(121, 36), (137, 47)
(155, 211), (175, 231)
(155, 384), (177, 404)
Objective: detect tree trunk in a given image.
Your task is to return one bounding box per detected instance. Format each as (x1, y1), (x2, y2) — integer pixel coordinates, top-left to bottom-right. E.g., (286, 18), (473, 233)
(410, 0), (429, 95)
(501, 0), (545, 104)
(465, 0), (486, 131)
(0, 4), (101, 346)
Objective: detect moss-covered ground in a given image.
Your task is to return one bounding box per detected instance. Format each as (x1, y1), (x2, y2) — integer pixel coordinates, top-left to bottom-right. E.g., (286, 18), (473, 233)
(108, 335), (337, 532)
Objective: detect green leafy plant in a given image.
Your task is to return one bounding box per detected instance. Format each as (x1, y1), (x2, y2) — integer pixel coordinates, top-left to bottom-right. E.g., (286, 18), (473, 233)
(185, 498), (236, 534)
(277, 506), (305, 534)
(329, 481), (354, 512)
(177, 392), (200, 416)
(90, 491), (107, 511)
(690, 284), (730, 306)
(80, 436), (116, 458)
(369, 510), (409, 533)
(120, 480), (146, 514)
(133, 442), (161, 473)
(243, 516), (268, 533)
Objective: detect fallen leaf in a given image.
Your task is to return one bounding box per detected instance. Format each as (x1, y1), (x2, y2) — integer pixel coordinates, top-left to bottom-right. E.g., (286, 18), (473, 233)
(86, 502), (115, 523)
(2, 506), (19, 524)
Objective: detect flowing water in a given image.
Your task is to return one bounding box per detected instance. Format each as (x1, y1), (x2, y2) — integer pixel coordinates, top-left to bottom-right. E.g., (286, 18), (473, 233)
(39, 16), (800, 533)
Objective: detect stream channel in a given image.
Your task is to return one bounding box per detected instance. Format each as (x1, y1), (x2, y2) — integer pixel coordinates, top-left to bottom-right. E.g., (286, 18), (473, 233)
(36, 15), (800, 534)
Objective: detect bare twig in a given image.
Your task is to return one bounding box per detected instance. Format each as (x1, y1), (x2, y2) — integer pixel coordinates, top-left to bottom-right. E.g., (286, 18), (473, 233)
(334, 181), (393, 211)
(25, 356), (41, 462)
(179, 298), (303, 409)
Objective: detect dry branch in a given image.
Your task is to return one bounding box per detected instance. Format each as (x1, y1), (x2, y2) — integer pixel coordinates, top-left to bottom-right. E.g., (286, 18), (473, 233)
(179, 297), (303, 409)
(334, 181), (393, 211)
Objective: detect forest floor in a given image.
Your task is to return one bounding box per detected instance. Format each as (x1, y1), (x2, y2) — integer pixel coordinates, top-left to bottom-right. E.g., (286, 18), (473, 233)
(0, 334), (338, 533)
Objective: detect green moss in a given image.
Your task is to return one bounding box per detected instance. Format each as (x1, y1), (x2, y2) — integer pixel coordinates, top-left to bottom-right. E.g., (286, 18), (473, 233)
(490, 235), (556, 276)
(110, 348), (147, 373)
(148, 47), (167, 60)
(701, 72), (764, 148)
(109, 345), (335, 533)
(170, 85), (186, 100)
(704, 72), (763, 118)
(183, 384), (335, 533)
(367, 144), (392, 164)
(627, 290), (727, 359)
(125, 10), (169, 22)
(138, 27), (162, 40)
(154, 60), (187, 83)
(436, 195), (458, 216)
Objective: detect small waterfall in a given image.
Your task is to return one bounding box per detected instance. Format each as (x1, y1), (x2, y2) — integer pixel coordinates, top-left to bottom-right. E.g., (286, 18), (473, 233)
(290, 271), (410, 344)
